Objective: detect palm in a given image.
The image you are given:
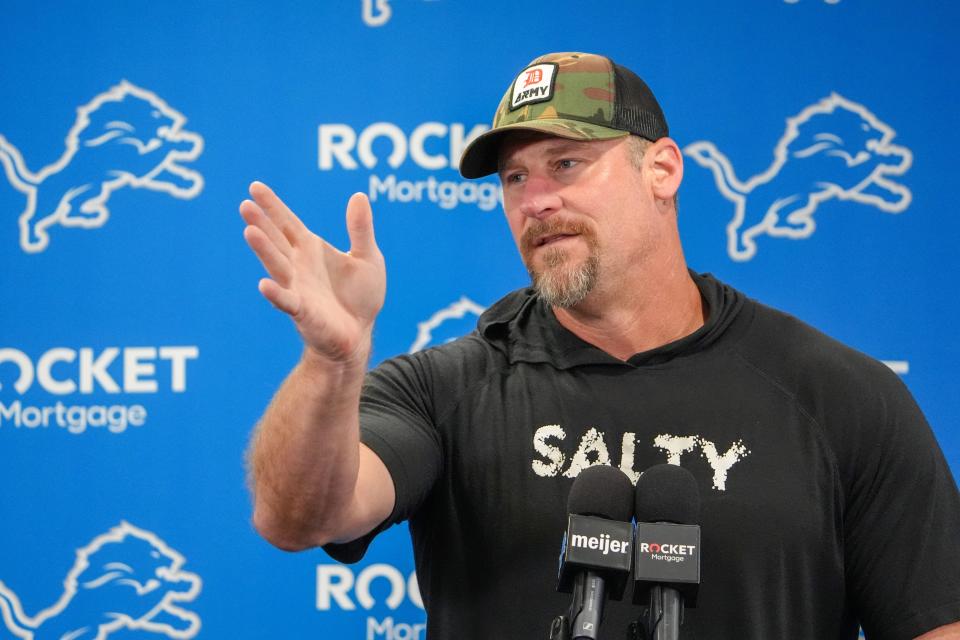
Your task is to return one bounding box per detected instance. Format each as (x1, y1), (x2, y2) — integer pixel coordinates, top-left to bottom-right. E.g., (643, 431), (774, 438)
(240, 183), (385, 362)
(289, 229), (385, 359)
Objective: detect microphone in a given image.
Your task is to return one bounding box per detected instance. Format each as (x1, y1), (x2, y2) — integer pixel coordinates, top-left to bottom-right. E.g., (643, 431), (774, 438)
(632, 464), (701, 640)
(550, 465), (635, 640)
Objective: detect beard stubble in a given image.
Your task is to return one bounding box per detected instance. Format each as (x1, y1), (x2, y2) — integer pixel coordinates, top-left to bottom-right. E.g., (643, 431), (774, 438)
(520, 219), (601, 309)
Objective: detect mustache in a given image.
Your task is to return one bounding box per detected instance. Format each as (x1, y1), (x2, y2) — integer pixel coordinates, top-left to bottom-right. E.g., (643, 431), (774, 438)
(520, 219), (595, 251)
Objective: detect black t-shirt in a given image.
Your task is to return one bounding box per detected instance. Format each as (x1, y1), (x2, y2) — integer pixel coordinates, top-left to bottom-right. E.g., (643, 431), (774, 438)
(327, 273), (960, 640)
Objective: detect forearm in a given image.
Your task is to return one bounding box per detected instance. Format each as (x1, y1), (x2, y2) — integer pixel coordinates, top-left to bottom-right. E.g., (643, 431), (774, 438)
(247, 346), (369, 550)
(239, 183), (390, 550)
(916, 621), (960, 639)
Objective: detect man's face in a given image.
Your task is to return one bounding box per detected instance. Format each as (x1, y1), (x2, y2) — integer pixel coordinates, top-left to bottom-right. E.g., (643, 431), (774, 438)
(498, 134), (655, 308)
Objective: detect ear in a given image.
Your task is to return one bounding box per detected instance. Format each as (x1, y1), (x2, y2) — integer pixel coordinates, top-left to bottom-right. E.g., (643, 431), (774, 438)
(646, 137), (683, 203)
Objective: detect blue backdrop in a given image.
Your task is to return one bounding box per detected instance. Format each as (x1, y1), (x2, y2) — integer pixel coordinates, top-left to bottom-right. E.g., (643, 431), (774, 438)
(1, 1), (957, 638)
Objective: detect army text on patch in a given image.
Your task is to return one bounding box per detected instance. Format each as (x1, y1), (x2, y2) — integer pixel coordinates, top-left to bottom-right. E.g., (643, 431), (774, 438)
(510, 63), (558, 110)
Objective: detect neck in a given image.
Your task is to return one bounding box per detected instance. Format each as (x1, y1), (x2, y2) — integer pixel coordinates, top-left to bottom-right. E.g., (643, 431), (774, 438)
(551, 259), (706, 362)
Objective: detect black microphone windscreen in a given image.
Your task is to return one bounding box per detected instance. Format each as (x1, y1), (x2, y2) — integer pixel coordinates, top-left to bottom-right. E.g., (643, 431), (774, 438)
(567, 465), (634, 522)
(634, 463), (701, 525)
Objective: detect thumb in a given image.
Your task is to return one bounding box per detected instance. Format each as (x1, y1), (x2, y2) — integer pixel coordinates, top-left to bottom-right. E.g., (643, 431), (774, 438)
(345, 192), (379, 259)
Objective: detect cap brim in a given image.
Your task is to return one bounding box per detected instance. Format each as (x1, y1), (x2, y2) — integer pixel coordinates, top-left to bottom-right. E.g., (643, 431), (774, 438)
(458, 119), (630, 179)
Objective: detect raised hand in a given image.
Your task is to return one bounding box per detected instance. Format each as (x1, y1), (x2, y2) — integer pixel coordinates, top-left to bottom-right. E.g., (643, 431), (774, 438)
(240, 182), (386, 364)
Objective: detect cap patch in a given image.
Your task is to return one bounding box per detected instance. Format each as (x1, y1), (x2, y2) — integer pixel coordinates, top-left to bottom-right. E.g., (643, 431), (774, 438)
(510, 63), (558, 111)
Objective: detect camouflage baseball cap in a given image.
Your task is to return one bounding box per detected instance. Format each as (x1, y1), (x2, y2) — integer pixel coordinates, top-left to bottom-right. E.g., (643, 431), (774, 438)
(459, 52), (669, 179)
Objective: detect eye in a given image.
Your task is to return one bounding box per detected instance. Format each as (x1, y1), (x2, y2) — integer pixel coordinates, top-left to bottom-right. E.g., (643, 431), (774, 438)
(556, 158), (579, 171)
(503, 171), (526, 184)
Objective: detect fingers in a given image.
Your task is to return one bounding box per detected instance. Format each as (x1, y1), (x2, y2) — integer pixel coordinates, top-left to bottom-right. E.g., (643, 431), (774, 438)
(240, 198), (293, 258)
(243, 224), (293, 285)
(249, 181), (310, 245)
(258, 278), (300, 316)
(345, 192), (380, 260)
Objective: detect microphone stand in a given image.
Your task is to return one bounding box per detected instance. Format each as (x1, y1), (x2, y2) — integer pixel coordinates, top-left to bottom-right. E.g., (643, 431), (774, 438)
(548, 615), (571, 640)
(550, 571), (605, 640)
(649, 584), (682, 639)
(628, 585), (683, 640)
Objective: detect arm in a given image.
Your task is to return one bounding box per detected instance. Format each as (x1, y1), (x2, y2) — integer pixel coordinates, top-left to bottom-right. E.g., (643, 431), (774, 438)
(830, 361), (960, 639)
(916, 622), (960, 640)
(241, 182), (394, 551)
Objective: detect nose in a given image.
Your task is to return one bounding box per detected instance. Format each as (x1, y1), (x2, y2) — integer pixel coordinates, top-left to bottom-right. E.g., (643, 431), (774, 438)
(517, 174), (563, 220)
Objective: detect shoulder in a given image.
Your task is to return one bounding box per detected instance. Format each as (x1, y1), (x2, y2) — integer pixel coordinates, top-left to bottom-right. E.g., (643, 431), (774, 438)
(727, 297), (933, 472)
(391, 331), (504, 380)
(362, 330), (508, 420)
(727, 298), (945, 498)
(362, 288), (538, 421)
(727, 298), (905, 407)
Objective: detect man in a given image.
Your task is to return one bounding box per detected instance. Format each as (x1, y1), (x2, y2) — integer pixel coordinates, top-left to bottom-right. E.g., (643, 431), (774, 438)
(241, 52), (960, 639)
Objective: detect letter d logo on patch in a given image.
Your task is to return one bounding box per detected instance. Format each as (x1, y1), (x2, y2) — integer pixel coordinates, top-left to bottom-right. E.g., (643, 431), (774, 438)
(510, 63), (557, 110)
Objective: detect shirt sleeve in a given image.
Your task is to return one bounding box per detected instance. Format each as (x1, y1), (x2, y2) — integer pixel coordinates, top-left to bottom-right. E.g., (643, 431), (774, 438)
(839, 366), (960, 640)
(323, 353), (444, 563)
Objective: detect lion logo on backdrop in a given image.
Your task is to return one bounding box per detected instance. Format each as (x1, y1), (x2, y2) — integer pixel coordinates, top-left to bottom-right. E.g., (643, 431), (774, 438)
(409, 297), (486, 353)
(0, 522), (202, 639)
(684, 93), (912, 261)
(0, 80), (204, 254)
